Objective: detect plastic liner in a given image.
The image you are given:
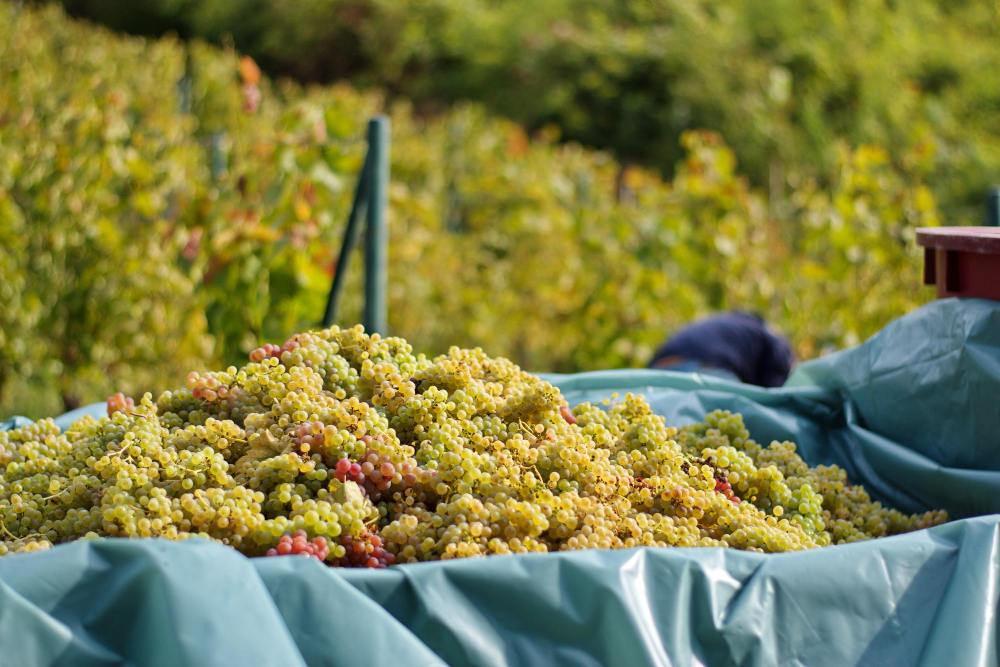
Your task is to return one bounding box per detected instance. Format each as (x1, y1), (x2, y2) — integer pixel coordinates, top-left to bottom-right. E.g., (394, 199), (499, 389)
(0, 298), (997, 666)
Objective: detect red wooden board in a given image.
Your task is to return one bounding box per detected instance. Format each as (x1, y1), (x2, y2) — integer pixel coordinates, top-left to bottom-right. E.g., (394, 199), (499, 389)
(917, 227), (1000, 300)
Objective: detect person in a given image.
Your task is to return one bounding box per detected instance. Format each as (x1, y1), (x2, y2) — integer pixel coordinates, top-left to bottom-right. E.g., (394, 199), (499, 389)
(648, 311), (794, 387)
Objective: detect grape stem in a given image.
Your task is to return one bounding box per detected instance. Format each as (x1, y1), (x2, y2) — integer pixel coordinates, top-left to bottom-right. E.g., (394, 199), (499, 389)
(0, 519), (43, 544)
(40, 489), (69, 502)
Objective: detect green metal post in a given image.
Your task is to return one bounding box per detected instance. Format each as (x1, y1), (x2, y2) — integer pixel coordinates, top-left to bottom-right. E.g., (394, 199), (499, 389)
(209, 132), (227, 181)
(363, 116), (390, 335)
(177, 47), (193, 115)
(321, 151), (370, 327)
(986, 187), (1000, 227)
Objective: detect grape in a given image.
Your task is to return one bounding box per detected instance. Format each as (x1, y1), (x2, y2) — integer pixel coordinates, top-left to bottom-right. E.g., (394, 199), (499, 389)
(678, 411), (948, 543)
(0, 325), (947, 565)
(106, 393), (136, 416)
(265, 530), (330, 561)
(337, 529), (394, 568)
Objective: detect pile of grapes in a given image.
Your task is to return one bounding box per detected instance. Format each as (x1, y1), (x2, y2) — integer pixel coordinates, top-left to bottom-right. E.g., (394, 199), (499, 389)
(0, 327), (946, 564)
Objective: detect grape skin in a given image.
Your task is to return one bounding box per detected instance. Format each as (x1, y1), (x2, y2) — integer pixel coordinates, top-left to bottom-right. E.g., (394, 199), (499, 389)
(0, 326), (947, 562)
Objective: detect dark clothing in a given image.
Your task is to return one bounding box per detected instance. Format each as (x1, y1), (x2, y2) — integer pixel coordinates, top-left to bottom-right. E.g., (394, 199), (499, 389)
(649, 312), (794, 387)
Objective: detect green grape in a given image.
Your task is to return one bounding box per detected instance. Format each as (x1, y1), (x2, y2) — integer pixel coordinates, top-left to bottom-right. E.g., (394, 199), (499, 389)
(0, 326), (947, 564)
(679, 410), (947, 544)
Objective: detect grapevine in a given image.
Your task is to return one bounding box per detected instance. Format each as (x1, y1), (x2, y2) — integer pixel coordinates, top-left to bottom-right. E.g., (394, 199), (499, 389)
(0, 3), (940, 418)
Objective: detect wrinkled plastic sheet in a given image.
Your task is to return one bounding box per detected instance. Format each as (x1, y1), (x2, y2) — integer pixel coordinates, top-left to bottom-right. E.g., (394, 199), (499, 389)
(1, 298), (998, 666)
(1, 523), (998, 667)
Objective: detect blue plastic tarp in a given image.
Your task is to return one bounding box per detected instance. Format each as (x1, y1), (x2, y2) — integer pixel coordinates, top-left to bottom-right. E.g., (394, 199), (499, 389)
(1, 297), (998, 666)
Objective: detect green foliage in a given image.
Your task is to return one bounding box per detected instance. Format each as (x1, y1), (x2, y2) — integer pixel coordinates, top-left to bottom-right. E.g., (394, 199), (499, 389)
(1, 3), (937, 417)
(54, 0), (1000, 223)
(0, 8), (210, 412)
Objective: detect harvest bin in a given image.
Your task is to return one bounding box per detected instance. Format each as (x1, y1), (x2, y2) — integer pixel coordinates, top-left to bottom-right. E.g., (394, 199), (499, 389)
(918, 226), (1000, 300)
(2, 298), (999, 666)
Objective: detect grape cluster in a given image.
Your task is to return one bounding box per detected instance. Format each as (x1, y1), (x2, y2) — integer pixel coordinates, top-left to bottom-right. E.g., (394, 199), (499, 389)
(0, 325), (947, 565)
(267, 530), (330, 561)
(106, 393), (136, 416)
(713, 474), (740, 505)
(337, 529), (395, 568)
(678, 411), (949, 544)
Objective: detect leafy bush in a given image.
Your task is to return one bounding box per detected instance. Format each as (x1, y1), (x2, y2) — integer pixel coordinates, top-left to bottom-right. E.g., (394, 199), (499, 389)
(0, 3), (936, 417)
(55, 0), (1000, 223)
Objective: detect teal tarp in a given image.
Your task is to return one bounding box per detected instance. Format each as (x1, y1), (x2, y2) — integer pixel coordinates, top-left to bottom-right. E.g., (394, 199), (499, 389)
(1, 298), (999, 666)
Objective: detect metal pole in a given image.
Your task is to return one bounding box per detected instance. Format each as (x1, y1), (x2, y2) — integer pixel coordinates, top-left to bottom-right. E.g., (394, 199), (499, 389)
(363, 116), (390, 335)
(322, 151), (371, 327)
(986, 187), (1000, 227)
(209, 132), (228, 181)
(178, 46), (193, 115)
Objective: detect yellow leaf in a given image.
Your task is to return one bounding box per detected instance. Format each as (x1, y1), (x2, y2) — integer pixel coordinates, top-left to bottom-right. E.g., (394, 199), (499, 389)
(239, 56), (261, 86)
(294, 199), (311, 222)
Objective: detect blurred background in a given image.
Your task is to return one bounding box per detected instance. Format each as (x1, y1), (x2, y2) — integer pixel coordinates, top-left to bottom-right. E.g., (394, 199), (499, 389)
(1, 0), (996, 417)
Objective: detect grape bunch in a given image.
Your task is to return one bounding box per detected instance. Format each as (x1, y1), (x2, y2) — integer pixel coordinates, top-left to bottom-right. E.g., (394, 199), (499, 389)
(677, 412), (948, 543)
(337, 529), (395, 568)
(0, 325), (947, 563)
(267, 530), (330, 561)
